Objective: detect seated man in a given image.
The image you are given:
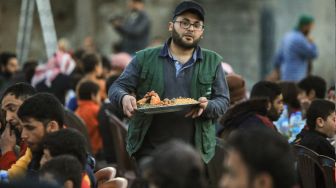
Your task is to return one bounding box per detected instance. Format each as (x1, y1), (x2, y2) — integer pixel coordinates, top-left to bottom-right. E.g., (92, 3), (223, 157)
(0, 83), (36, 170)
(219, 128), (296, 188)
(219, 81), (283, 139)
(13, 93), (65, 178)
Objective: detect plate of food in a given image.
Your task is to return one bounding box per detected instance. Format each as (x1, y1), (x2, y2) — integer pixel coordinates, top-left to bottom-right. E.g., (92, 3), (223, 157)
(136, 91), (199, 114)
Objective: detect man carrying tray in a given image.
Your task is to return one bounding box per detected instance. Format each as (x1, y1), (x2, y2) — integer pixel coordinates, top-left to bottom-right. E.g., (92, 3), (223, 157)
(108, 1), (229, 165)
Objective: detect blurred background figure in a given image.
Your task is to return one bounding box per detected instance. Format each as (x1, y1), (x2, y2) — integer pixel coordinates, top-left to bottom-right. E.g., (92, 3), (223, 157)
(0, 52), (19, 94)
(32, 50), (76, 104)
(140, 140), (207, 188)
(274, 81), (304, 141)
(272, 15), (317, 81)
(110, 0), (151, 55)
(219, 128), (297, 188)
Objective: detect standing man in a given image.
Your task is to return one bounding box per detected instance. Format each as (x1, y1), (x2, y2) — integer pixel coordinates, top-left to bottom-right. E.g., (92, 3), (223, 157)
(273, 15), (318, 81)
(109, 1), (230, 164)
(110, 0), (151, 55)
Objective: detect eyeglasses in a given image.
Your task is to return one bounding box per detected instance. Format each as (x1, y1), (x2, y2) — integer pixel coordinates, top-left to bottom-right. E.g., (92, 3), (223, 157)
(174, 20), (204, 31)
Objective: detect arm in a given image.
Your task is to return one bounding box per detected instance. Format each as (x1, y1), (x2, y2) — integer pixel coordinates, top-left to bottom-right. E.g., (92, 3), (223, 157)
(186, 64), (230, 119)
(108, 57), (141, 117)
(114, 12), (150, 38)
(293, 36), (318, 59)
(202, 64), (230, 119)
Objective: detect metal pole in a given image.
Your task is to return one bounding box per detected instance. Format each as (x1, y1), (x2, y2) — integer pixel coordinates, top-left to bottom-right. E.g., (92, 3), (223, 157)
(16, 0), (35, 64)
(36, 0), (58, 59)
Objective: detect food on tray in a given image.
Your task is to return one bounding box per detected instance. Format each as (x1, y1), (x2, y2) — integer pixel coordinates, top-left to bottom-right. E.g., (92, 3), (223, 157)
(137, 91), (198, 107)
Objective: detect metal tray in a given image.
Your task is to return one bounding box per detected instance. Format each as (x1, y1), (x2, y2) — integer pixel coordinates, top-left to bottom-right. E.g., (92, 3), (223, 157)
(136, 102), (200, 114)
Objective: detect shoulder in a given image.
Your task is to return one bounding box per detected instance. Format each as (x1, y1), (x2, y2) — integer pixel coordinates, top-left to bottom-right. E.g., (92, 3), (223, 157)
(201, 48), (223, 59)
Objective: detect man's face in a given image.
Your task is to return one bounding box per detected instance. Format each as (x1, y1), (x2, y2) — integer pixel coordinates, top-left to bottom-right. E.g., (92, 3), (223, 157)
(40, 148), (52, 167)
(21, 118), (47, 152)
(321, 112), (336, 138)
(268, 94), (284, 121)
(302, 23), (314, 36)
(219, 150), (251, 188)
(5, 57), (19, 75)
(169, 12), (204, 50)
(1, 94), (23, 131)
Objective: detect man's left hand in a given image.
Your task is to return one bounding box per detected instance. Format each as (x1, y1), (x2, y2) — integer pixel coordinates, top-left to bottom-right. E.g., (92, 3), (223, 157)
(185, 97), (208, 118)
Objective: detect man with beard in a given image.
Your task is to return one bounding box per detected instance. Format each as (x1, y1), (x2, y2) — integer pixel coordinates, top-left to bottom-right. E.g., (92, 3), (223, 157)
(109, 1), (229, 164)
(273, 15), (317, 81)
(219, 81), (283, 139)
(0, 83), (36, 170)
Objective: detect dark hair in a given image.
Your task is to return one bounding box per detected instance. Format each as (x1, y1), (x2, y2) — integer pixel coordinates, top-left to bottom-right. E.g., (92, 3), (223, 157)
(278, 81), (301, 109)
(40, 155), (82, 188)
(101, 55), (111, 71)
(298, 76), (326, 99)
(42, 129), (88, 168)
(306, 99), (335, 130)
(1, 82), (36, 102)
(78, 81), (99, 100)
(227, 128), (296, 188)
(22, 60), (38, 83)
(81, 53), (101, 74)
(0, 52), (16, 67)
(250, 81), (282, 102)
(142, 140), (206, 188)
(17, 93), (64, 128)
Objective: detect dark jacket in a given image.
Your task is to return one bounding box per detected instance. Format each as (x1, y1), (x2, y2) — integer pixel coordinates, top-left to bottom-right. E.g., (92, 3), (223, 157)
(218, 99), (277, 139)
(115, 10), (151, 54)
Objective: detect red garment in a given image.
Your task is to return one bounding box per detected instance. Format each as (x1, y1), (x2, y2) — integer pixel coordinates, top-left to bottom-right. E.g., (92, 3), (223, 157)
(255, 114), (278, 131)
(0, 142), (28, 170)
(81, 172), (91, 188)
(75, 100), (102, 155)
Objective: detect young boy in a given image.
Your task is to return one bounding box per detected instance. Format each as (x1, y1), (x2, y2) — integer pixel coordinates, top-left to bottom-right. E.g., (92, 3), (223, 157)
(296, 99), (336, 159)
(75, 81), (102, 156)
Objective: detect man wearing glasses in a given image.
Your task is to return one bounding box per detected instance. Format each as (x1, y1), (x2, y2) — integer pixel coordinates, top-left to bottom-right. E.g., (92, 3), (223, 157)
(109, 1), (229, 165)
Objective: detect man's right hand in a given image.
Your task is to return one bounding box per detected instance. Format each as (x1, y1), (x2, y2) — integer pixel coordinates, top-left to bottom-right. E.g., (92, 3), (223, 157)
(0, 124), (16, 155)
(122, 95), (137, 118)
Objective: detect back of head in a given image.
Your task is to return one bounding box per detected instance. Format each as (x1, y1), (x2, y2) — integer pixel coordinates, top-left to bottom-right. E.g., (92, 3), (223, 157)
(78, 81), (100, 100)
(40, 155), (82, 188)
(226, 74), (246, 104)
(306, 99), (335, 130)
(298, 76), (327, 99)
(250, 81), (282, 102)
(278, 81), (301, 109)
(142, 140), (206, 188)
(81, 53), (101, 74)
(1, 82), (36, 102)
(17, 93), (65, 128)
(227, 128), (296, 188)
(42, 128), (88, 168)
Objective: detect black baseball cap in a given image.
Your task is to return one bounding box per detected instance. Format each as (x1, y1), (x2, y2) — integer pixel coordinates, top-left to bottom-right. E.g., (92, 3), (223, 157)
(173, 1), (205, 21)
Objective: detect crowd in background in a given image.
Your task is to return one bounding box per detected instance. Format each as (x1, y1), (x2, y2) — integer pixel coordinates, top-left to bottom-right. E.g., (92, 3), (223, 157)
(0, 0), (335, 188)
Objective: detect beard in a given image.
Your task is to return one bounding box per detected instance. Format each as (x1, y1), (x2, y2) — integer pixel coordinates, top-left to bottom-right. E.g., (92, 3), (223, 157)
(171, 27), (201, 50)
(267, 106), (281, 121)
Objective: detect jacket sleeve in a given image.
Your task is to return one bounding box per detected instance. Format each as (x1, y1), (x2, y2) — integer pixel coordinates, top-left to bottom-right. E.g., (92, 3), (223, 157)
(8, 148), (32, 180)
(115, 12), (150, 38)
(203, 64), (230, 119)
(0, 151), (17, 170)
(108, 57), (141, 109)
